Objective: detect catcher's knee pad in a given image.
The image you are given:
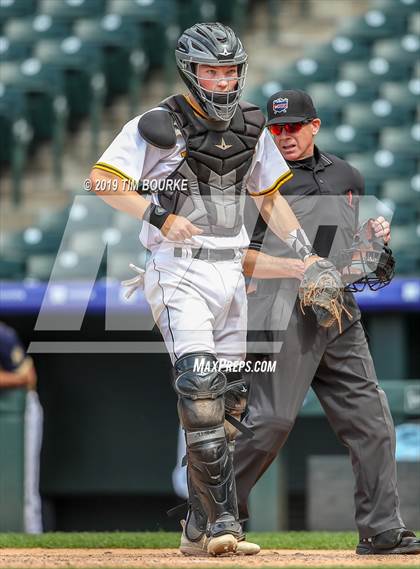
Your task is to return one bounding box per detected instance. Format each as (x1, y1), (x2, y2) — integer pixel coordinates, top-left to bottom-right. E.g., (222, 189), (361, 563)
(174, 352), (226, 430)
(224, 371), (247, 442)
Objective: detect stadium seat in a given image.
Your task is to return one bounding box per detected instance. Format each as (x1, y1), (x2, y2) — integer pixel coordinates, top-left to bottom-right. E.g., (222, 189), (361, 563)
(34, 38), (104, 121)
(0, 0), (37, 23)
(26, 254), (56, 280)
(306, 36), (371, 64)
(387, 224), (420, 273)
(340, 59), (413, 85)
(0, 59), (65, 141)
(273, 58), (338, 89)
(380, 79), (420, 108)
(346, 151), (418, 186)
(343, 100), (414, 133)
(381, 177), (420, 223)
(2, 227), (65, 258)
(33, 38), (105, 157)
(74, 16), (148, 106)
(0, 36), (31, 60)
(371, 0), (420, 14)
(0, 257), (26, 280)
(38, 0), (107, 20)
(108, 0), (179, 86)
(373, 35), (420, 64)
(0, 85), (32, 204)
(381, 124), (420, 157)
(51, 252), (106, 280)
(338, 8), (407, 40)
(315, 125), (376, 157)
(4, 15), (72, 42)
(310, 80), (379, 104)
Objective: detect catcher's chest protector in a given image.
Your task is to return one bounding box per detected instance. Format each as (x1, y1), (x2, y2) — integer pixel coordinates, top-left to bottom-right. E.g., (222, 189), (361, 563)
(159, 95), (265, 237)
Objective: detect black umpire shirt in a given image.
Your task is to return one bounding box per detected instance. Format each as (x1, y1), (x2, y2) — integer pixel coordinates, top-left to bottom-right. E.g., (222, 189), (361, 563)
(245, 145), (365, 332)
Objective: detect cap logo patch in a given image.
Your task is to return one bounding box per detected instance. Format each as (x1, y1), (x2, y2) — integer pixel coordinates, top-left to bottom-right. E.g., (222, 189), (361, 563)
(220, 46), (231, 56)
(273, 97), (288, 114)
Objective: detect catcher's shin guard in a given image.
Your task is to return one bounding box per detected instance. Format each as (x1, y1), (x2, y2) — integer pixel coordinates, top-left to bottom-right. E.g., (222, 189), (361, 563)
(174, 353), (242, 540)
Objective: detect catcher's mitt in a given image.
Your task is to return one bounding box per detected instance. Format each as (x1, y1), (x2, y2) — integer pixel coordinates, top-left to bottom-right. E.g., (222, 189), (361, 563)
(334, 218), (395, 292)
(299, 259), (351, 333)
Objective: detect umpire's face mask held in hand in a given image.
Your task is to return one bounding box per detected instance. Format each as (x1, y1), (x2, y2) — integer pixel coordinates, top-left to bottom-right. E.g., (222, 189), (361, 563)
(272, 118), (321, 161)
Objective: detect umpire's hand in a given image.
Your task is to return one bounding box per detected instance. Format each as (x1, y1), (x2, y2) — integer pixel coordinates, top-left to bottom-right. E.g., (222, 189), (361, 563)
(161, 214), (203, 241)
(372, 216), (391, 244)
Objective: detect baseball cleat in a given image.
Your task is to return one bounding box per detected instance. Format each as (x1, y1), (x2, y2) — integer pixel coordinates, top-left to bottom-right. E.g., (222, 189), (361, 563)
(179, 520), (208, 556)
(207, 533), (238, 556)
(179, 519), (260, 556)
(356, 528), (420, 555)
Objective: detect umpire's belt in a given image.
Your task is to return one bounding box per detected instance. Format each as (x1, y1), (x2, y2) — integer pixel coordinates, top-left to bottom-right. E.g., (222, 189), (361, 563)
(174, 247), (239, 262)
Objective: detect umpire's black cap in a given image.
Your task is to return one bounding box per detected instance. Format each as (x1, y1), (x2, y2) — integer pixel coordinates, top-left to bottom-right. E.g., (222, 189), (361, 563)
(266, 89), (318, 125)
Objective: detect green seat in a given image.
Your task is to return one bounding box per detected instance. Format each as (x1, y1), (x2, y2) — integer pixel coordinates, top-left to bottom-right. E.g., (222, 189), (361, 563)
(381, 176), (420, 225)
(371, 0), (420, 17)
(38, 0), (107, 19)
(0, 36), (31, 60)
(274, 58), (338, 89)
(74, 16), (148, 104)
(315, 125), (376, 156)
(34, 38), (105, 158)
(381, 125), (420, 157)
(2, 227), (64, 258)
(306, 36), (371, 64)
(34, 38), (103, 121)
(380, 80), (420, 108)
(381, 177), (420, 205)
(340, 59), (413, 85)
(26, 254), (56, 280)
(338, 8), (407, 40)
(373, 35), (420, 64)
(0, 85), (32, 204)
(309, 81), (378, 105)
(388, 224), (420, 274)
(0, 258), (26, 280)
(0, 59), (65, 141)
(109, 0), (179, 83)
(343, 100), (413, 133)
(4, 15), (72, 42)
(0, 0), (37, 23)
(347, 151), (418, 185)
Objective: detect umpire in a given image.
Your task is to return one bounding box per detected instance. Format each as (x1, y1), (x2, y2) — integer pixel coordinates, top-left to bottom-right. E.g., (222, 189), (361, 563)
(234, 90), (420, 555)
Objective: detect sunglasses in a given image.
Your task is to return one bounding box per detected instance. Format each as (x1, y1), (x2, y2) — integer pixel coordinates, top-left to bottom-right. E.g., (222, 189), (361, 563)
(268, 119), (312, 136)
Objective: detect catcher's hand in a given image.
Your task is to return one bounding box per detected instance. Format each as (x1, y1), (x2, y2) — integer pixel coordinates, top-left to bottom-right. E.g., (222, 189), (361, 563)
(299, 259), (351, 333)
(121, 263), (145, 299)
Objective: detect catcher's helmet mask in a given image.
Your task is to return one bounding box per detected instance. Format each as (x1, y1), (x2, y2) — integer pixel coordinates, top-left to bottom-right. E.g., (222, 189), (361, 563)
(175, 22), (248, 121)
(334, 245), (395, 292)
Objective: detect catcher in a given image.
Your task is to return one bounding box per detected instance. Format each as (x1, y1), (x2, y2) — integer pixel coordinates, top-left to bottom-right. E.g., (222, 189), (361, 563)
(231, 89), (419, 555)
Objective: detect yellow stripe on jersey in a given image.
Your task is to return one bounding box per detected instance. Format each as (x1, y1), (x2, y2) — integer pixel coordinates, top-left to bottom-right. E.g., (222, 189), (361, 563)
(248, 169), (293, 197)
(93, 162), (137, 184)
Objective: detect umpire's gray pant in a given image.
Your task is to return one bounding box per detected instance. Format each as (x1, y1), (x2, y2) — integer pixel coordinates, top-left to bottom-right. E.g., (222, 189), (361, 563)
(234, 299), (404, 538)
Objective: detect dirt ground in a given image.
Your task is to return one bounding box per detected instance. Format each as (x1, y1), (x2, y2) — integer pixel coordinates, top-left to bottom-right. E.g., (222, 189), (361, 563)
(0, 549), (419, 568)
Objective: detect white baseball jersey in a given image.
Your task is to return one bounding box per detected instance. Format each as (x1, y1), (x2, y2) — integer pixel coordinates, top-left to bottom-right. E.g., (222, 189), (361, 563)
(94, 99), (292, 252)
(94, 98), (292, 362)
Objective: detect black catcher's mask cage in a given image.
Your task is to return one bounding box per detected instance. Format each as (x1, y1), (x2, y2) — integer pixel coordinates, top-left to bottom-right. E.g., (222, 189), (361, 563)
(334, 245), (396, 292)
(175, 22), (248, 121)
